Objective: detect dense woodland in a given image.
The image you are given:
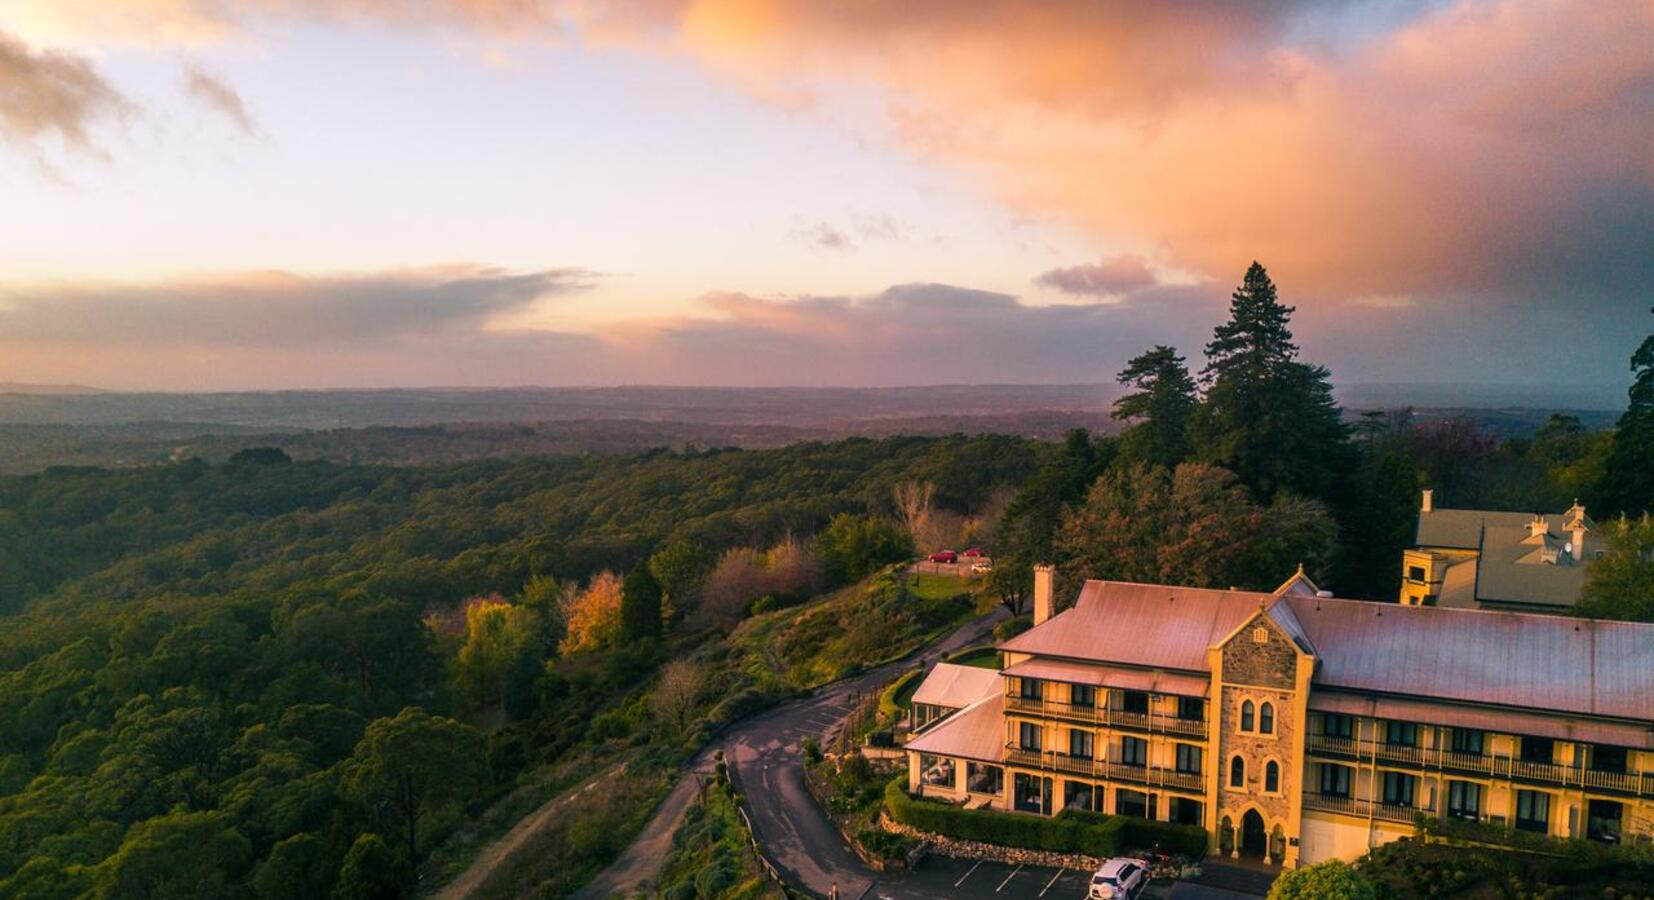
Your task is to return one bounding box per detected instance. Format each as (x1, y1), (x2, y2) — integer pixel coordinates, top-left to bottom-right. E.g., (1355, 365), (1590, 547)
(1, 266), (1651, 899)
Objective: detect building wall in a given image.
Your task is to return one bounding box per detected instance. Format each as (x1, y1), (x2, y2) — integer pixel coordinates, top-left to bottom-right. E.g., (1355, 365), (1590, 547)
(1214, 612), (1309, 865)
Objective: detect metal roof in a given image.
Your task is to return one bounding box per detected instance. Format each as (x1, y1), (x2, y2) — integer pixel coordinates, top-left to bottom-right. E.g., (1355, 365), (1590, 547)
(910, 662), (1001, 710)
(905, 693), (1006, 764)
(998, 580), (1654, 724)
(1308, 692), (1654, 750)
(1001, 658), (1209, 697)
(998, 581), (1258, 673)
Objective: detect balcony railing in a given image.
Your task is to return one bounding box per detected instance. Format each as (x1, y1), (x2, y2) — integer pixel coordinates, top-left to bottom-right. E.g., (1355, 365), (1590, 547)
(1003, 746), (1205, 793)
(1303, 792), (1428, 825)
(1306, 735), (1654, 798)
(1004, 696), (1207, 737)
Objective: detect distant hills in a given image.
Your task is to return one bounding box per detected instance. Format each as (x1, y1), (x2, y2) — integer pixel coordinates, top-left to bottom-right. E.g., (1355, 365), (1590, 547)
(0, 382), (1626, 474)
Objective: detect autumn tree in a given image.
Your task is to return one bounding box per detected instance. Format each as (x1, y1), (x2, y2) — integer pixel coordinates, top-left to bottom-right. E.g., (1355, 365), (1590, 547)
(558, 571), (625, 655)
(455, 596), (537, 709)
(650, 659), (707, 739)
(340, 707), (486, 863)
(1113, 345), (1197, 468)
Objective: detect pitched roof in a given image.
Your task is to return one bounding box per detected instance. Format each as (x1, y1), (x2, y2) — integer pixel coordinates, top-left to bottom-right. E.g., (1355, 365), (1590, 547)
(910, 662), (1001, 710)
(999, 580), (1654, 724)
(998, 581), (1258, 672)
(1001, 657), (1209, 697)
(904, 693), (1006, 763)
(1415, 505), (1598, 609)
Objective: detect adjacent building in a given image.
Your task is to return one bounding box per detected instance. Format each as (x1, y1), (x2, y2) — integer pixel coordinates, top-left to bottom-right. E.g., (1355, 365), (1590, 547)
(904, 566), (1654, 867)
(1400, 490), (1599, 612)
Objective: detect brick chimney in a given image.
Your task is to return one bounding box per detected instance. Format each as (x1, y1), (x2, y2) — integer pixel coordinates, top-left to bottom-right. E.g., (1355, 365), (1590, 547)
(1033, 564), (1055, 626)
(1569, 503), (1588, 564)
(1421, 489), (1434, 513)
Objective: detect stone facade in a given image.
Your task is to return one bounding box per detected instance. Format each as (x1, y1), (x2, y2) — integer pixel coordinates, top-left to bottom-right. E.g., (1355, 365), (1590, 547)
(1214, 612), (1304, 864)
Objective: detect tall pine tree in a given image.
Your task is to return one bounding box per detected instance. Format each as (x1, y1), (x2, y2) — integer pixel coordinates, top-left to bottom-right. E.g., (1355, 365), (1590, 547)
(1113, 345), (1197, 468)
(1597, 308), (1654, 515)
(1191, 262), (1353, 503)
(620, 563), (663, 640)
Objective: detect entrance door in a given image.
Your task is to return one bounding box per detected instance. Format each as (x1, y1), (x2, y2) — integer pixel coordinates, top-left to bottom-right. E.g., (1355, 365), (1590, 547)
(1241, 810), (1267, 857)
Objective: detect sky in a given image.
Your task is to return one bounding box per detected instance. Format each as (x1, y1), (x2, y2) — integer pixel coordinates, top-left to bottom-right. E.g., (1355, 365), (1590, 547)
(0, 0), (1649, 391)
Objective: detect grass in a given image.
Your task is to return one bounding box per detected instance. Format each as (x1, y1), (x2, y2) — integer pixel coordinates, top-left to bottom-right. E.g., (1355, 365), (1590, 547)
(906, 572), (974, 601)
(889, 667), (926, 709)
(656, 777), (782, 900)
(945, 645), (1001, 669)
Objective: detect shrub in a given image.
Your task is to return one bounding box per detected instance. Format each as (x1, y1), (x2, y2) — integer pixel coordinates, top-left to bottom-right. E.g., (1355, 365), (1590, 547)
(1269, 859), (1377, 900)
(884, 778), (1124, 857)
(993, 616), (1032, 641)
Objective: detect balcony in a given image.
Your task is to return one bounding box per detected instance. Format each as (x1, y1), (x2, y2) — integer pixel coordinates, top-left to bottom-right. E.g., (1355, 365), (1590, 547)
(1003, 746), (1205, 793)
(1303, 792), (1427, 825)
(1305, 736), (1654, 799)
(1004, 696), (1207, 737)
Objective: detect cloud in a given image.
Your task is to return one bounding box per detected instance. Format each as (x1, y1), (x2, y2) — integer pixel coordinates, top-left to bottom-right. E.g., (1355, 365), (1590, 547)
(791, 220), (854, 251)
(0, 29), (130, 164)
(183, 65), (260, 136)
(0, 265), (591, 347)
(1035, 254), (1159, 298)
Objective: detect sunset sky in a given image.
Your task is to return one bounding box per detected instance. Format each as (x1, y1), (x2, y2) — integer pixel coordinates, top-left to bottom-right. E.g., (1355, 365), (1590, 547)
(0, 0), (1649, 391)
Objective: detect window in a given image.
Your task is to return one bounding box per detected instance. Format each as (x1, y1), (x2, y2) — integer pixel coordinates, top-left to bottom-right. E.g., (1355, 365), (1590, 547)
(1019, 721), (1041, 751)
(1177, 696), (1204, 721)
(919, 754), (955, 787)
(1319, 764), (1351, 798)
(1252, 627), (1269, 644)
(1382, 771), (1416, 808)
(1447, 781), (1481, 821)
(1019, 678), (1043, 700)
(1068, 729), (1094, 760)
(966, 762), (1003, 794)
(1591, 746), (1628, 774)
(1322, 714), (1353, 739)
(1115, 789), (1147, 818)
(1587, 799), (1623, 844)
(1520, 737), (1554, 764)
(1175, 744), (1203, 775)
(1168, 797), (1203, 827)
(1515, 790), (1550, 833)
(1259, 702), (1275, 735)
(1385, 721), (1418, 747)
(1241, 700), (1256, 731)
(1014, 773), (1050, 814)
(1229, 756), (1246, 788)
(1407, 565), (1426, 581)
(1064, 781), (1096, 812)
(1120, 736), (1147, 767)
(1450, 729), (1484, 755)
(1070, 684), (1096, 708)
(1121, 691), (1149, 715)
(1264, 760), (1280, 793)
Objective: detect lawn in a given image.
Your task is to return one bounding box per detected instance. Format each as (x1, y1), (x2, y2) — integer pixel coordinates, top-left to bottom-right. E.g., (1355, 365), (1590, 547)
(945, 645), (1002, 669)
(906, 571), (975, 601)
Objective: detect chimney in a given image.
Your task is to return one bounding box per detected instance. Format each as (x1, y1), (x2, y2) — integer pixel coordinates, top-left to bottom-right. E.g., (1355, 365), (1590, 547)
(1421, 489), (1434, 513)
(1033, 564), (1055, 626)
(1569, 505), (1588, 564)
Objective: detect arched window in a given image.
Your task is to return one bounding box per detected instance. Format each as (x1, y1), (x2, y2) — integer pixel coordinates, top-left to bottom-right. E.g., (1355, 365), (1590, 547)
(1229, 755), (1245, 788)
(1265, 760), (1280, 792)
(1259, 702), (1275, 735)
(1241, 700), (1255, 731)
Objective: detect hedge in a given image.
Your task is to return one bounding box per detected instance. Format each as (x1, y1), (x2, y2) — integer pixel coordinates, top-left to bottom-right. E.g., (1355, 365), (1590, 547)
(884, 779), (1208, 858)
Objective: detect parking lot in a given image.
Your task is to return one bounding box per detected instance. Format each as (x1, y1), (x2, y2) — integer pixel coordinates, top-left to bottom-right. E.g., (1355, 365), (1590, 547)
(865, 855), (1265, 900)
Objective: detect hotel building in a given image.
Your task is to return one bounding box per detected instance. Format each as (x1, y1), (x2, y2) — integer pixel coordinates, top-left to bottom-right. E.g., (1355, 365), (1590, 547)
(903, 566), (1654, 866)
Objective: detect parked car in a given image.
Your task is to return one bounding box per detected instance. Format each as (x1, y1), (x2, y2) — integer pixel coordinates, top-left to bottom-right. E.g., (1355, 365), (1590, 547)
(928, 550), (958, 564)
(1088, 858), (1147, 899)
(962, 547), (985, 557)
(970, 561), (993, 574)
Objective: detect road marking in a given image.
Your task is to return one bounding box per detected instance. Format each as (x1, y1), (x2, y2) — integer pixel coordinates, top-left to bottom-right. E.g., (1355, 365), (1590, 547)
(1038, 867), (1064, 897)
(996, 864), (1023, 893)
(953, 860), (982, 888)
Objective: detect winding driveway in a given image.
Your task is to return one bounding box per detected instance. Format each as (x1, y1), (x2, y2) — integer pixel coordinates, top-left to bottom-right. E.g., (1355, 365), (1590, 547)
(575, 607), (1272, 899)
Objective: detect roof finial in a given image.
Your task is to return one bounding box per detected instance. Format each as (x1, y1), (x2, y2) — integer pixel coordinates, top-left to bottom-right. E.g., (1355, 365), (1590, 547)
(1295, 561), (1305, 576)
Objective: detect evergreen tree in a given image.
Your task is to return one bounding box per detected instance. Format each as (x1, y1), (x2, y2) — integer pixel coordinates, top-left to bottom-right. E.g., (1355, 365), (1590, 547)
(1192, 262), (1353, 503)
(995, 429), (1104, 574)
(1598, 308), (1654, 514)
(1113, 345), (1196, 468)
(620, 563), (664, 641)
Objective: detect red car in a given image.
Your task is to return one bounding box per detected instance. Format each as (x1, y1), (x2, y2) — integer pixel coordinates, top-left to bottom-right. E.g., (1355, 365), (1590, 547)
(962, 548), (985, 558)
(928, 550), (958, 564)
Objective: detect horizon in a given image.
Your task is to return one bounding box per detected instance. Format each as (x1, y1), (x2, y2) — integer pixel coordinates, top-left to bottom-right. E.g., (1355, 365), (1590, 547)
(1, 2), (1650, 391)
